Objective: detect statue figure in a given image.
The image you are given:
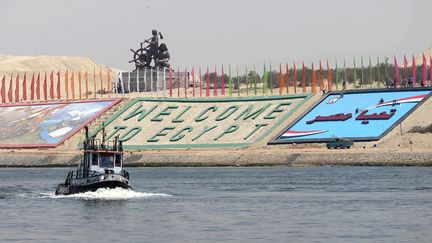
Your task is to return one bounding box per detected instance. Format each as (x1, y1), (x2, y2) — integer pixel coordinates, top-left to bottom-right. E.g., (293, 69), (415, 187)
(129, 29), (169, 70)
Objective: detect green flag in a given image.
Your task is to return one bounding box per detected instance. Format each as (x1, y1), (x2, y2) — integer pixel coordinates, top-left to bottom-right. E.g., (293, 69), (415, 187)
(228, 65), (232, 96)
(376, 56), (380, 87)
(236, 65), (240, 96)
(245, 65), (249, 96)
(335, 59), (338, 91)
(269, 63), (273, 94)
(353, 57), (357, 88)
(361, 56), (364, 87)
(253, 64), (257, 95)
(369, 56), (372, 87)
(263, 64), (267, 94)
(343, 58), (347, 90)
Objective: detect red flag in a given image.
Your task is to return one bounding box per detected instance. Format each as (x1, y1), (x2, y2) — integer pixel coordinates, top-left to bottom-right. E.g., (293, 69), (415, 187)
(30, 73), (35, 101)
(327, 60), (332, 91)
(206, 67), (210, 97)
(394, 56), (399, 87)
(213, 65), (217, 96)
(22, 73), (27, 101)
(56, 70), (61, 99)
(422, 54), (427, 87)
(14, 74), (20, 103)
(85, 70), (89, 99)
(221, 65), (225, 96)
(279, 63), (283, 95)
(50, 71), (54, 100)
(43, 72), (47, 101)
(302, 62), (306, 93)
(8, 75), (13, 103)
(191, 67), (195, 97)
(184, 67), (188, 98)
(311, 62), (317, 94)
(199, 66), (202, 97)
(412, 55), (417, 86)
(0, 75), (5, 103)
(404, 54), (408, 80)
(285, 63), (289, 94)
(319, 61), (324, 91)
(36, 73), (40, 100)
(78, 71), (82, 100)
(293, 63), (297, 94)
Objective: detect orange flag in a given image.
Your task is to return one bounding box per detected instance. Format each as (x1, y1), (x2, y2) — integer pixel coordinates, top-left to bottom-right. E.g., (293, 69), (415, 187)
(285, 63), (289, 94)
(93, 67), (96, 98)
(319, 61), (324, 91)
(85, 70), (89, 99)
(14, 74), (19, 103)
(65, 70), (69, 100)
(311, 62), (317, 94)
(99, 66), (103, 97)
(293, 63), (297, 94)
(78, 71), (82, 100)
(71, 71), (75, 100)
(327, 60), (332, 91)
(107, 67), (111, 98)
(279, 63), (284, 95)
(302, 62), (306, 93)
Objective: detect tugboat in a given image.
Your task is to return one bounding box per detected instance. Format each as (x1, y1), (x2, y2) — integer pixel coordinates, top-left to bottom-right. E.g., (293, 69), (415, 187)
(55, 126), (131, 195)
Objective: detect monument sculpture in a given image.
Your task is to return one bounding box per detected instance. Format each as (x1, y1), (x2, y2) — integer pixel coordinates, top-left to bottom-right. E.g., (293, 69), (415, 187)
(129, 29), (170, 70)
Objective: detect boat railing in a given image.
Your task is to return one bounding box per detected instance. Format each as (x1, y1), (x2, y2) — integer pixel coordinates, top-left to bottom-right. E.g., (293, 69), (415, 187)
(68, 169), (130, 180)
(83, 138), (123, 152)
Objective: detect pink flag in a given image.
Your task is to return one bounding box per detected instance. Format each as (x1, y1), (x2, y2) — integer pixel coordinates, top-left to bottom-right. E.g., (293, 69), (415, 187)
(213, 65), (217, 96)
(422, 54), (427, 87)
(22, 72), (27, 101)
(169, 65), (172, 97)
(206, 67), (210, 97)
(36, 73), (40, 100)
(30, 73), (35, 101)
(184, 67), (187, 98)
(50, 71), (54, 100)
(404, 54), (408, 80)
(56, 70), (61, 99)
(221, 65), (225, 96)
(8, 76), (12, 103)
(43, 72), (47, 101)
(191, 67), (195, 97)
(14, 74), (19, 103)
(412, 55), (417, 86)
(199, 66), (202, 97)
(394, 56), (399, 87)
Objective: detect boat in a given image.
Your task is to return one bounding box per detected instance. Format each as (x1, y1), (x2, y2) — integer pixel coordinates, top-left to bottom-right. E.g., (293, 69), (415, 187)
(55, 126), (131, 195)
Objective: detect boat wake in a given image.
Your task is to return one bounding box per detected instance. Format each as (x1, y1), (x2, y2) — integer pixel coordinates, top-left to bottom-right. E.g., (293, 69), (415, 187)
(17, 188), (171, 200)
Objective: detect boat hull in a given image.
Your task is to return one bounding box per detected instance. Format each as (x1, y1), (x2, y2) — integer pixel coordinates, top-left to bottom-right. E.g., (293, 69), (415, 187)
(55, 174), (131, 195)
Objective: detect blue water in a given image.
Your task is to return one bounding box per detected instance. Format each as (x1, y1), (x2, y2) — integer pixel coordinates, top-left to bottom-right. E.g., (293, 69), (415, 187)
(1, 167), (432, 242)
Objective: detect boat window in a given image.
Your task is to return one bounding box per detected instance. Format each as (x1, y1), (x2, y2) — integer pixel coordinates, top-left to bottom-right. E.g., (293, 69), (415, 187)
(100, 154), (114, 168)
(115, 154), (122, 167)
(91, 154), (99, 166)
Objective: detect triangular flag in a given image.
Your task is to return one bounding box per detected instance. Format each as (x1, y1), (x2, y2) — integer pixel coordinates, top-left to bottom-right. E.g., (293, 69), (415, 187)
(14, 74), (20, 103)
(50, 71), (54, 100)
(22, 72), (27, 101)
(43, 72), (47, 101)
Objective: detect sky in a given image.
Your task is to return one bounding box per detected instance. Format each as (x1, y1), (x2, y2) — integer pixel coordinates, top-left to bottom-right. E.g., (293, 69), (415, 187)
(0, 0), (431, 71)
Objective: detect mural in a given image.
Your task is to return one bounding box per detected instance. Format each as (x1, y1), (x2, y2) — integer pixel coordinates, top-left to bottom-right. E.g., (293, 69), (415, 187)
(269, 88), (431, 144)
(0, 99), (121, 148)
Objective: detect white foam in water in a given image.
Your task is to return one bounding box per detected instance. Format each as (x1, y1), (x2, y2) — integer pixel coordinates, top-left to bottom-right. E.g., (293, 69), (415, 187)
(33, 188), (171, 200)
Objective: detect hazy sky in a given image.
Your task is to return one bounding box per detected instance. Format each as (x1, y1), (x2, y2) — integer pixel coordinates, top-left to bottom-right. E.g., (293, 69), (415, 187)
(1, 0), (431, 70)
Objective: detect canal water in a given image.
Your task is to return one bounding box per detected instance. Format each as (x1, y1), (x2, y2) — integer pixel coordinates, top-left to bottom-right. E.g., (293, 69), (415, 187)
(1, 167), (431, 242)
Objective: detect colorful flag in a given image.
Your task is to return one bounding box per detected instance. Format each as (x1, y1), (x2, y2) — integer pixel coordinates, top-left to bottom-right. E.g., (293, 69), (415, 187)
(14, 74), (19, 103)
(0, 75), (5, 103)
(57, 70), (61, 99)
(36, 73), (41, 100)
(30, 73), (35, 101)
(206, 67), (210, 97)
(394, 56), (399, 87)
(293, 62), (297, 94)
(8, 76), (13, 102)
(43, 72), (47, 101)
(422, 54), (427, 87)
(412, 55), (416, 86)
(285, 63), (289, 94)
(311, 62), (317, 94)
(228, 65), (232, 96)
(327, 60), (332, 91)
(262, 64), (267, 95)
(301, 62), (306, 93)
(221, 65), (225, 95)
(213, 65), (217, 96)
(22, 72), (27, 101)
(319, 61), (324, 91)
(279, 63), (283, 95)
(65, 70), (69, 100)
(70, 71), (75, 100)
(50, 71), (54, 100)
(169, 65), (173, 97)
